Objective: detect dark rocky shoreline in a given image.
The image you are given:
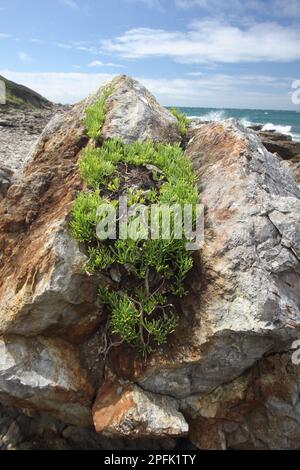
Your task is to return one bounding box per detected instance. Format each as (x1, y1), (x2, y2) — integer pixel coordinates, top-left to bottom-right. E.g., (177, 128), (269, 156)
(0, 105), (66, 200)
(255, 126), (300, 183)
(0, 105), (66, 172)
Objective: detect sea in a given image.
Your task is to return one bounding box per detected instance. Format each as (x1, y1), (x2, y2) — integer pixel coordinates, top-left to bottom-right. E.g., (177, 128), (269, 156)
(174, 107), (300, 142)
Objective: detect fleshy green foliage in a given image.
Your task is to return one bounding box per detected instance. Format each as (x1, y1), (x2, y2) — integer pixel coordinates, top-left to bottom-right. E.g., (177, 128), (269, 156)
(107, 177), (120, 192)
(172, 250), (194, 296)
(70, 191), (104, 243)
(71, 113), (199, 353)
(87, 246), (116, 271)
(80, 148), (116, 189)
(85, 86), (113, 139)
(100, 287), (178, 354)
(170, 108), (190, 137)
(100, 288), (141, 347)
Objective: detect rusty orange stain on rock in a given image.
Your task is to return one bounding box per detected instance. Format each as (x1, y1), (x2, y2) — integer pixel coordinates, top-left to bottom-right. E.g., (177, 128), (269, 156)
(92, 379), (135, 433)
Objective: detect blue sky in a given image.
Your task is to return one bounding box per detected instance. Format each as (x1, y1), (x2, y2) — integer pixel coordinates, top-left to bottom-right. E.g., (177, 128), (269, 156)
(0, 0), (300, 109)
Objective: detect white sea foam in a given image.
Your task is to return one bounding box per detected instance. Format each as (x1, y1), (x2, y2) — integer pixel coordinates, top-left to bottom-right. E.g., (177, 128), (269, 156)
(240, 117), (253, 128)
(186, 111), (298, 141)
(188, 110), (226, 121)
(261, 123), (293, 136)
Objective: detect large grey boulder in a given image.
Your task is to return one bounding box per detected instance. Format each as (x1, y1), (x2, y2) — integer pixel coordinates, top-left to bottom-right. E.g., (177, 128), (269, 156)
(102, 75), (180, 144)
(93, 378), (188, 438)
(0, 336), (94, 426)
(110, 119), (300, 403)
(0, 75), (183, 430)
(0, 76), (300, 448)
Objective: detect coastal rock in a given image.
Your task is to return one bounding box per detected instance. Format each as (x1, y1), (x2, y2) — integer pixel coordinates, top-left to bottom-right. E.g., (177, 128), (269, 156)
(0, 107), (62, 173)
(258, 130), (300, 160)
(93, 379), (188, 438)
(0, 75), (184, 433)
(0, 101), (98, 340)
(0, 336), (94, 426)
(0, 402), (182, 450)
(110, 119), (300, 407)
(184, 353), (300, 450)
(256, 130), (300, 184)
(0, 75), (300, 449)
(0, 165), (14, 200)
(102, 75), (180, 144)
(0, 76), (181, 340)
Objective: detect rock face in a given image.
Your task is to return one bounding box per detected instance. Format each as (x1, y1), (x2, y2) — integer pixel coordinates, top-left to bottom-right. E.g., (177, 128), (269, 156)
(0, 75), (300, 449)
(258, 130), (300, 160)
(256, 130), (300, 184)
(107, 118), (300, 449)
(0, 165), (14, 200)
(185, 352), (300, 450)
(0, 402), (182, 450)
(0, 107), (63, 174)
(93, 379), (188, 438)
(0, 336), (94, 427)
(0, 75), (182, 433)
(111, 120), (300, 395)
(102, 76), (180, 144)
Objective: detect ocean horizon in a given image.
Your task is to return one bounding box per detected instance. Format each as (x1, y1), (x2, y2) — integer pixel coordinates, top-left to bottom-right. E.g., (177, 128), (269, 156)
(172, 107), (300, 142)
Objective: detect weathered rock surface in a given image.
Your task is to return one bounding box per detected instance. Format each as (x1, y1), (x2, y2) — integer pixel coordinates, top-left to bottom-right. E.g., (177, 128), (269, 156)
(0, 75), (300, 449)
(185, 352), (300, 450)
(102, 76), (180, 144)
(0, 75), (183, 434)
(0, 336), (94, 427)
(0, 107), (63, 173)
(110, 120), (300, 401)
(106, 119), (300, 448)
(0, 165), (14, 200)
(258, 130), (300, 160)
(256, 130), (300, 184)
(93, 379), (188, 438)
(0, 402), (183, 450)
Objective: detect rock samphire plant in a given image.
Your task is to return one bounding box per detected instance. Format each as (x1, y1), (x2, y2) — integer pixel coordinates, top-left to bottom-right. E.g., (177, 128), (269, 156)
(170, 107), (190, 137)
(71, 88), (199, 354)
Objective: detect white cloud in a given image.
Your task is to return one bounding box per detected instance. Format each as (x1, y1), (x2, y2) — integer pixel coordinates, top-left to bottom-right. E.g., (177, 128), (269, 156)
(0, 33), (11, 38)
(56, 42), (73, 49)
(18, 52), (33, 62)
(61, 0), (79, 9)
(30, 38), (44, 44)
(56, 41), (99, 54)
(0, 70), (295, 109)
(88, 60), (124, 68)
(176, 0), (300, 17)
(186, 71), (205, 76)
(102, 20), (300, 64)
(0, 71), (115, 103)
(126, 0), (162, 8)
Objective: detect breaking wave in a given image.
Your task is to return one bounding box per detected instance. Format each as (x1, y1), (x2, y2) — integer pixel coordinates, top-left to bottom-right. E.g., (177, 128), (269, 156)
(261, 123), (293, 136)
(187, 110), (227, 122)
(186, 109), (298, 141)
